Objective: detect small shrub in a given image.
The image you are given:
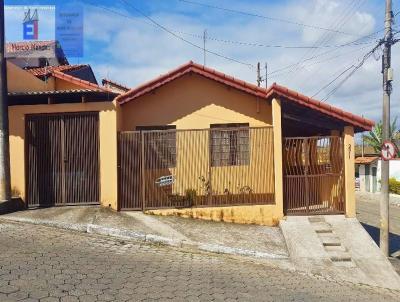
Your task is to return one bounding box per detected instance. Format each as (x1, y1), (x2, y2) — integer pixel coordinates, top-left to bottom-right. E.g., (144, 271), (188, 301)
(389, 178), (400, 195)
(185, 188), (197, 206)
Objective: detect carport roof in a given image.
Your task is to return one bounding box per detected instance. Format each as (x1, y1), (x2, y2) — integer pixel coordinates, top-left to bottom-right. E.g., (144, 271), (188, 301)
(116, 61), (374, 132)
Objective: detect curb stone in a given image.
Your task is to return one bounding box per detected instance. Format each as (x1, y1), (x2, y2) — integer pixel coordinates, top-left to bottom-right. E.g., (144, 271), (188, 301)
(0, 216), (289, 260)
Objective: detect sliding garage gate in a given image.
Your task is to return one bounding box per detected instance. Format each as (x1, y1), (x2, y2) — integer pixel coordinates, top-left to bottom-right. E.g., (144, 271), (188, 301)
(25, 112), (100, 207)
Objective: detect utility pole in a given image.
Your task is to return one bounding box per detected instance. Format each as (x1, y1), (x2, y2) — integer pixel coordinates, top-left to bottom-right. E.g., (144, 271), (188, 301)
(380, 0), (393, 257)
(265, 62), (268, 88)
(203, 29), (207, 66)
(256, 62), (261, 87)
(0, 0), (11, 203)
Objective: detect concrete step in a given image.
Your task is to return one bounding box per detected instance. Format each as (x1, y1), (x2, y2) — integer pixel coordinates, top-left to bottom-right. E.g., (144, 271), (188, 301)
(329, 251), (352, 262)
(324, 245), (347, 252)
(311, 222), (333, 234)
(318, 234), (342, 247)
(308, 217), (325, 224)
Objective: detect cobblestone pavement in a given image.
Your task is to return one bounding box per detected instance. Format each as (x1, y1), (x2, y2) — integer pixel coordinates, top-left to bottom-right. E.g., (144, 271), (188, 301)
(0, 221), (399, 302)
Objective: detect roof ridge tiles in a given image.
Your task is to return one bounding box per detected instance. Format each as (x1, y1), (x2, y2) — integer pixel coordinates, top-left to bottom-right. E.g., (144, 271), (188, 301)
(115, 61), (374, 130)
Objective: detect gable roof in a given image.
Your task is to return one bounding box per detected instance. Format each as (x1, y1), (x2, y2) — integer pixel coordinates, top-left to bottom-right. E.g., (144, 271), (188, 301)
(355, 156), (379, 164)
(116, 61), (374, 131)
(51, 70), (109, 92)
(102, 78), (130, 93)
(26, 64), (89, 78)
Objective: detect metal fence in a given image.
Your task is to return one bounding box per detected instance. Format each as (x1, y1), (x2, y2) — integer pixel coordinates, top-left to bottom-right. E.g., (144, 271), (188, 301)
(283, 136), (345, 215)
(118, 127), (275, 210)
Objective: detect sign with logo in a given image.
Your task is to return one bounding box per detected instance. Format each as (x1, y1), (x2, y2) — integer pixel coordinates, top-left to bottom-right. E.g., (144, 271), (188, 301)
(23, 9), (38, 40)
(5, 5), (56, 58)
(155, 175), (175, 187)
(381, 140), (397, 161)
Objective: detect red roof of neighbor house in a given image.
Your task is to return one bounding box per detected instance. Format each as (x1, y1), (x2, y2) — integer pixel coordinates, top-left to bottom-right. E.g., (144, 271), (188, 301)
(26, 64), (89, 78)
(355, 156), (379, 164)
(102, 78), (130, 92)
(51, 70), (109, 92)
(116, 61), (375, 131)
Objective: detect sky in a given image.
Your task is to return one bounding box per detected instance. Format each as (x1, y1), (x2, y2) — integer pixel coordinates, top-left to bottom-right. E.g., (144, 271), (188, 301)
(4, 0), (400, 125)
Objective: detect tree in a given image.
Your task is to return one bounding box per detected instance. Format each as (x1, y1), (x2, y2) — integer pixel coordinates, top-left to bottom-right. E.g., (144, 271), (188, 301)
(363, 117), (399, 153)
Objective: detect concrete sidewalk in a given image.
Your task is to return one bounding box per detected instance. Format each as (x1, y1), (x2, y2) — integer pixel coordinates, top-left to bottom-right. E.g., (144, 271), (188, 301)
(0, 206), (289, 262)
(280, 215), (400, 290)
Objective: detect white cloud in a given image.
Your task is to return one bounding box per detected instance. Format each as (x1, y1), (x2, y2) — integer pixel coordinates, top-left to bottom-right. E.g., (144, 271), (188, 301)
(79, 0), (396, 123)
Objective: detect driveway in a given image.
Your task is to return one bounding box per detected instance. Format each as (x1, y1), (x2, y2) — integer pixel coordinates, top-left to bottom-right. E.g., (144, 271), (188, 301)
(0, 220), (398, 302)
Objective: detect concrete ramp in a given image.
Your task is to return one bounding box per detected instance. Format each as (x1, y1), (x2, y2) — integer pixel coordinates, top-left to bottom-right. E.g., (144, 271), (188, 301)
(280, 215), (400, 290)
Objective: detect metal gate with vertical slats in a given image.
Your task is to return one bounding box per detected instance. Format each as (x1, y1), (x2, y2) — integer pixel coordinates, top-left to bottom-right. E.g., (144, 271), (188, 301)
(26, 112), (100, 207)
(118, 127), (275, 210)
(283, 136), (345, 215)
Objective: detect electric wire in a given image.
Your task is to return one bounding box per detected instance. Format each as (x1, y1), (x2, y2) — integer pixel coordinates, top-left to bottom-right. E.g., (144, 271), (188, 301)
(178, 0), (360, 37)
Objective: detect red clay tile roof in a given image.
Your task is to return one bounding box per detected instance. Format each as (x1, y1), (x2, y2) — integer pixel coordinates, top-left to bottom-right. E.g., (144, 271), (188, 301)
(51, 70), (109, 92)
(266, 83), (375, 131)
(102, 78), (130, 92)
(355, 156), (379, 164)
(116, 61), (375, 131)
(26, 64), (89, 78)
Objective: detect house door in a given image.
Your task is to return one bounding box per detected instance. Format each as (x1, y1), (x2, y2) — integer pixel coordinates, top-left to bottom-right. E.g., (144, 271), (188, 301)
(283, 136), (345, 215)
(26, 112), (100, 207)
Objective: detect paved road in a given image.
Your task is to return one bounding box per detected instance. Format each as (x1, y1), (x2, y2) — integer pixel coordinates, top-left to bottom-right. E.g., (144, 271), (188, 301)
(0, 221), (399, 302)
(356, 192), (400, 273)
(356, 192), (400, 235)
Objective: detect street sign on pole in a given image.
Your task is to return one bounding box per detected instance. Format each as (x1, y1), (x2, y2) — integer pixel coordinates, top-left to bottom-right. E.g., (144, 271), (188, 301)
(381, 140), (397, 161)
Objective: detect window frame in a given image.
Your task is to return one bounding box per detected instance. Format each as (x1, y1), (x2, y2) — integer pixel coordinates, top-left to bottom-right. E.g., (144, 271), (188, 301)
(210, 123), (250, 167)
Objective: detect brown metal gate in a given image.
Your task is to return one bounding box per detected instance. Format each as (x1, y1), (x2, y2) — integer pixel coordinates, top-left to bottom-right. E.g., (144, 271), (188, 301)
(118, 127), (275, 210)
(26, 112), (100, 207)
(283, 136), (345, 215)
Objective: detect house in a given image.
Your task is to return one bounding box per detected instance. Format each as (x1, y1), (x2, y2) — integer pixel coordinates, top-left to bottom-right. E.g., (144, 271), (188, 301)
(356, 156), (400, 192)
(355, 156), (379, 192)
(7, 61), (374, 225)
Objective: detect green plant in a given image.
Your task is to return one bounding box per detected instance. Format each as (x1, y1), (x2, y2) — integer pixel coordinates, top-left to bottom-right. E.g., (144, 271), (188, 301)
(185, 188), (197, 205)
(199, 176), (211, 195)
(363, 117), (399, 153)
(389, 178), (400, 195)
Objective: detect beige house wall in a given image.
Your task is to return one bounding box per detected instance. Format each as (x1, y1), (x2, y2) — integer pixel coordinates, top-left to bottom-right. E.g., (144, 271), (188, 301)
(8, 101), (119, 210)
(7, 61), (55, 92)
(120, 74), (282, 225)
(343, 126), (356, 217)
(120, 74), (272, 130)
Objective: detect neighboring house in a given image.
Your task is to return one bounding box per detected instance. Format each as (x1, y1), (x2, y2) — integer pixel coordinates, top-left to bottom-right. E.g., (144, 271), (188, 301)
(7, 61), (374, 225)
(26, 64), (98, 85)
(102, 79), (130, 94)
(356, 156), (400, 192)
(355, 156), (379, 193)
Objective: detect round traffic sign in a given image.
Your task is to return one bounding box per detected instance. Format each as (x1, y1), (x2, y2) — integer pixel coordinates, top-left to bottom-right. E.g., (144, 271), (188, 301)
(381, 140), (397, 161)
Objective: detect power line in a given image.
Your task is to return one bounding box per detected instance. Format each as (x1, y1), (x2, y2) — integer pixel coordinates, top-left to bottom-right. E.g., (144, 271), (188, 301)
(320, 42), (383, 102)
(178, 0), (360, 36)
(88, 1), (255, 68)
(266, 29), (383, 78)
(174, 30), (375, 49)
(282, 0), (365, 83)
